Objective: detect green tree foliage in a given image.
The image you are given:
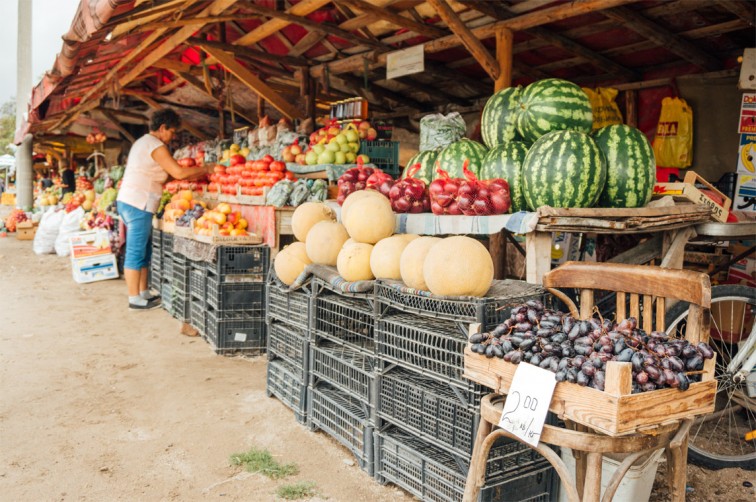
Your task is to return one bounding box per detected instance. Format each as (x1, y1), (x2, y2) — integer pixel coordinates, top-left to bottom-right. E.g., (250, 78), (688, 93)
(0, 99), (17, 155)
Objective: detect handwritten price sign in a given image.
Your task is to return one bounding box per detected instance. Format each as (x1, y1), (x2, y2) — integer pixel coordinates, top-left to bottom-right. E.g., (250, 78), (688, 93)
(498, 362), (557, 447)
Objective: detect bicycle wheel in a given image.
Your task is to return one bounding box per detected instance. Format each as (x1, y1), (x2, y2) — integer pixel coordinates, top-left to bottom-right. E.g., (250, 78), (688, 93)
(665, 284), (756, 470)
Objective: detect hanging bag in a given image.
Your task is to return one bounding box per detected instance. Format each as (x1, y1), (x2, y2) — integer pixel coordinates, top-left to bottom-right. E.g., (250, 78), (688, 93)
(582, 87), (623, 130)
(652, 97), (694, 168)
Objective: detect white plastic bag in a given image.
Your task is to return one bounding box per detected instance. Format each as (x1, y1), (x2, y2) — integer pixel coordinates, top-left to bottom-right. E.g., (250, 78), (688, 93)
(54, 207), (86, 256)
(33, 209), (65, 255)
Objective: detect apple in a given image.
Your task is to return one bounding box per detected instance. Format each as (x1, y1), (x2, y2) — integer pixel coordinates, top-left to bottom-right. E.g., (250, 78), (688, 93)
(348, 142), (360, 153)
(317, 137), (328, 145)
(328, 136), (341, 145)
(295, 153), (307, 165)
(281, 147), (295, 163)
(344, 130), (359, 143)
(345, 152), (356, 163)
(290, 144), (302, 155)
(305, 151), (319, 165)
(326, 142), (341, 153)
(335, 134), (348, 145)
(327, 126), (341, 136)
(318, 150), (336, 164)
(366, 128), (378, 141)
(358, 121), (371, 132)
(357, 154), (370, 164)
(312, 144), (326, 155)
(334, 151), (347, 164)
(309, 132), (319, 144)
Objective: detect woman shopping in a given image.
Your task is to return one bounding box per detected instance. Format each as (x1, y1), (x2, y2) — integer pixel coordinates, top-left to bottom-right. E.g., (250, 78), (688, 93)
(117, 109), (210, 310)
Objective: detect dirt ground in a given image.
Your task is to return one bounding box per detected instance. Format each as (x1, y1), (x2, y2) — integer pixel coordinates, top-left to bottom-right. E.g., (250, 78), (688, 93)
(0, 235), (753, 501)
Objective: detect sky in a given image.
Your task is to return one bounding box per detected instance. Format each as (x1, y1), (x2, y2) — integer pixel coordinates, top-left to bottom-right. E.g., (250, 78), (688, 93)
(0, 0), (81, 106)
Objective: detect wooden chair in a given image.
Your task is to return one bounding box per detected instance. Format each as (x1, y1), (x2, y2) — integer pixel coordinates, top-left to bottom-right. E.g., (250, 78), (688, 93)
(463, 261), (712, 502)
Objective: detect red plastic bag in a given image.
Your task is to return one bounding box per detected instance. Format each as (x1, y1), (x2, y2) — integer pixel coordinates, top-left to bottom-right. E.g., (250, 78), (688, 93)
(458, 162), (511, 216)
(429, 162), (464, 215)
(389, 163), (430, 213)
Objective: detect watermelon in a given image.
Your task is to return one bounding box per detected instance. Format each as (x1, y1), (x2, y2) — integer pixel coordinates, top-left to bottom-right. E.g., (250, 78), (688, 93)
(402, 149), (441, 185)
(480, 142), (529, 213)
(435, 138), (488, 179)
(593, 124), (656, 208)
(516, 78), (593, 144)
(481, 86), (523, 149)
(522, 130), (607, 210)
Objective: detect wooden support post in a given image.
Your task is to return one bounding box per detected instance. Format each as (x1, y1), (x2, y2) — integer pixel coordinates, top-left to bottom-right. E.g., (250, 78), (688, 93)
(489, 230), (507, 280)
(495, 28), (513, 91)
(218, 106), (226, 140)
(257, 95), (266, 122)
(526, 231), (552, 285)
(624, 89), (637, 127)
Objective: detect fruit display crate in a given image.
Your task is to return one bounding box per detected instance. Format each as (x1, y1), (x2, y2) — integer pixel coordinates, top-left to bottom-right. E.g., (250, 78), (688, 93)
(170, 292), (191, 322)
(162, 254), (175, 282)
(161, 280), (174, 311)
(212, 245), (269, 283)
(173, 257), (191, 297)
(266, 358), (307, 424)
(361, 140), (400, 177)
(206, 273), (266, 315)
(312, 287), (375, 353)
(204, 309), (266, 355)
(375, 427), (555, 502)
(374, 279), (545, 332)
(189, 266), (207, 301)
(309, 383), (374, 475)
(378, 367), (488, 458)
(162, 231), (174, 254)
(310, 341), (378, 411)
(149, 268), (161, 292)
(267, 321), (308, 380)
(190, 297), (205, 334)
(376, 314), (471, 388)
(266, 272), (311, 331)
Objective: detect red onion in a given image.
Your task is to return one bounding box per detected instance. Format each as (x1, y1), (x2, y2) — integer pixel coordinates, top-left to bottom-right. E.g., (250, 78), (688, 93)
(337, 166), (380, 205)
(389, 163), (430, 214)
(457, 164), (511, 216)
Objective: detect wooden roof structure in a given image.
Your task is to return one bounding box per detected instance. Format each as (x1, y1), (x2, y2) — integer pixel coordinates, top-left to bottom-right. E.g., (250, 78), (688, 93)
(19, 0), (755, 150)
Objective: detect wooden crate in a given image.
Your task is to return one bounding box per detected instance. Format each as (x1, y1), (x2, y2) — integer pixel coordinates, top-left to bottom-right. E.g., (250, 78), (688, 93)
(464, 346), (715, 437)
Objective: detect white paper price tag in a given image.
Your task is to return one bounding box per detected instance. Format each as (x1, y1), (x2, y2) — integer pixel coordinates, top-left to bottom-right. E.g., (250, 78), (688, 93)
(498, 362), (557, 447)
(234, 332), (247, 342)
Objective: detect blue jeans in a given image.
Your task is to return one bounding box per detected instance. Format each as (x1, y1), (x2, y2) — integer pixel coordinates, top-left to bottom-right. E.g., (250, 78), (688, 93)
(117, 201), (153, 270)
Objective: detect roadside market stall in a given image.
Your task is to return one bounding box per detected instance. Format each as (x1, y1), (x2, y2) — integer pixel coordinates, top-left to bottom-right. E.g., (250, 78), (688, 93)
(15, 1), (756, 501)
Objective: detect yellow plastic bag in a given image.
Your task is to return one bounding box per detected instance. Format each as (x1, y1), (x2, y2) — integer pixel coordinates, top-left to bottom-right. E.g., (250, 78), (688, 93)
(652, 97), (693, 168)
(582, 87), (623, 130)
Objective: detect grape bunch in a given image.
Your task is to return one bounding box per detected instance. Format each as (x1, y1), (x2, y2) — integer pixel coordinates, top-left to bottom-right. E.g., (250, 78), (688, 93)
(470, 300), (715, 393)
(176, 204), (205, 227)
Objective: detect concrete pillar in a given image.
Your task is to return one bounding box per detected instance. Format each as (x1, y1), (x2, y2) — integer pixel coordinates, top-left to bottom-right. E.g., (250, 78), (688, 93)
(16, 0), (32, 129)
(15, 134), (33, 210)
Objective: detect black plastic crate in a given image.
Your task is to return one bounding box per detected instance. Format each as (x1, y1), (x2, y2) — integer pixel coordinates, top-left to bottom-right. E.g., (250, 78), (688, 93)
(379, 367), (489, 457)
(149, 269), (161, 292)
(151, 227), (162, 248)
(375, 427), (554, 502)
(162, 254), (174, 281)
(267, 322), (308, 379)
(313, 293), (375, 353)
(170, 293), (190, 322)
(212, 245), (269, 282)
(173, 258), (191, 297)
(190, 297), (205, 334)
(361, 140), (400, 177)
(204, 309), (266, 355)
(266, 272), (310, 331)
(309, 383), (373, 475)
(375, 280), (545, 332)
(206, 276), (265, 316)
(189, 266), (206, 300)
(376, 314), (470, 387)
(162, 232), (174, 253)
(310, 342), (378, 408)
(266, 358), (307, 424)
(161, 280), (174, 311)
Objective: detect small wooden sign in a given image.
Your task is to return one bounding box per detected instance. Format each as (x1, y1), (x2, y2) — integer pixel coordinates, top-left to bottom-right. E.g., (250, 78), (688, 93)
(387, 44), (425, 80)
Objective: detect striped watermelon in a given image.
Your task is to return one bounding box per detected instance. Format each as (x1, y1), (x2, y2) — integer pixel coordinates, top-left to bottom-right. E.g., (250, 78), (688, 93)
(401, 149), (441, 185)
(435, 138), (488, 179)
(593, 124), (656, 208)
(480, 141), (529, 213)
(522, 130), (607, 210)
(481, 86), (523, 149)
(516, 78), (593, 144)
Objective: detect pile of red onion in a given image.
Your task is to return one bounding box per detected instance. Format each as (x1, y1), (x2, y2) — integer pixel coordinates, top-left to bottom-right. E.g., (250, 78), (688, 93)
(336, 165), (378, 205)
(429, 160), (511, 216)
(389, 163), (430, 213)
(366, 170), (394, 198)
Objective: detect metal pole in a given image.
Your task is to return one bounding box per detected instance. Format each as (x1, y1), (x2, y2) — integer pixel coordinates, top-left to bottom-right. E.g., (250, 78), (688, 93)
(16, 0), (33, 209)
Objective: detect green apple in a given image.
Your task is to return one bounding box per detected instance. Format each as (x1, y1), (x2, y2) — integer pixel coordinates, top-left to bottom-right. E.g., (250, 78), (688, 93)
(340, 142), (352, 153)
(318, 150), (336, 164)
(344, 130), (359, 143)
(334, 151), (347, 164)
(348, 142), (360, 153)
(305, 151), (319, 165)
(312, 144), (325, 155)
(335, 134), (348, 145)
(326, 141), (341, 153)
(345, 152), (356, 163)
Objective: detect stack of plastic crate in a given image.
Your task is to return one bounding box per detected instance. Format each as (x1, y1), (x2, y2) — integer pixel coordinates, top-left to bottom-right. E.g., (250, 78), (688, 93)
(169, 252), (191, 322)
(149, 228), (162, 292)
(373, 279), (557, 502)
(265, 270), (311, 424)
(307, 278), (376, 475)
(188, 261), (207, 334)
(202, 245), (269, 355)
(160, 232), (175, 312)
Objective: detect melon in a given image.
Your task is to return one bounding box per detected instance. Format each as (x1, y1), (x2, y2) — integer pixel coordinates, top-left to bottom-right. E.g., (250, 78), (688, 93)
(516, 78), (593, 144)
(273, 242), (312, 285)
(423, 236), (494, 297)
(341, 189), (379, 223)
(291, 202), (336, 242)
(337, 242), (374, 282)
(593, 124), (655, 208)
(370, 234), (419, 280)
(342, 193), (395, 244)
(305, 221), (350, 265)
(399, 236), (441, 290)
(481, 86), (524, 148)
(435, 138), (488, 179)
(480, 141), (529, 213)
(401, 149), (441, 185)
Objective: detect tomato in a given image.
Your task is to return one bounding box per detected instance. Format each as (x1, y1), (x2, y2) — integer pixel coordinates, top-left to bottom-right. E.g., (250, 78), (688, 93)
(245, 160), (256, 169)
(254, 179), (265, 187)
(208, 182), (218, 192)
(240, 169), (252, 179)
(250, 187), (263, 196)
(269, 172), (285, 181)
(270, 161), (286, 172)
(214, 165), (226, 174)
(285, 171), (296, 180)
(262, 154), (274, 163)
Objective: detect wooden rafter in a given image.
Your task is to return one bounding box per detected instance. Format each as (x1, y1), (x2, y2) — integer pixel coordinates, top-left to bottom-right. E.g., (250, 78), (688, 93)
(426, 0), (500, 80)
(98, 109), (137, 143)
(200, 44), (300, 119)
(187, 38), (309, 66)
(714, 0), (756, 26)
(125, 91), (208, 140)
(333, 0), (447, 39)
(289, 31), (325, 57)
(231, 0), (333, 47)
(311, 0), (642, 78)
(602, 6), (720, 71)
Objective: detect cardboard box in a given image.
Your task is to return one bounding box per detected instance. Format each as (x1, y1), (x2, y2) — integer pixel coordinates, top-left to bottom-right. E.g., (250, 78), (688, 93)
(653, 171), (731, 222)
(16, 221), (36, 240)
(69, 230), (112, 259)
(71, 253), (119, 284)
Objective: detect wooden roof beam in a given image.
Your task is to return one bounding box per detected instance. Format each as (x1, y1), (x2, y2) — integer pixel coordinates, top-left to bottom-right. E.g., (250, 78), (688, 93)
(125, 91), (209, 140)
(174, 71), (258, 125)
(98, 109), (136, 143)
(602, 6), (720, 71)
(334, 73), (428, 112)
(332, 0), (448, 39)
(715, 0), (755, 27)
(289, 32), (326, 57)
(200, 44), (301, 119)
(231, 0), (333, 47)
(426, 0), (500, 80)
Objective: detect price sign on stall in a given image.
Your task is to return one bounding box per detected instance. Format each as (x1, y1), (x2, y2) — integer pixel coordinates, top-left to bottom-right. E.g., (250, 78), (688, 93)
(498, 362), (557, 447)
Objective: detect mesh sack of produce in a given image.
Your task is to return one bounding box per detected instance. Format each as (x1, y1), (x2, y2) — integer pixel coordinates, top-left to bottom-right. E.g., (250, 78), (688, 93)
(456, 162), (511, 216)
(428, 165), (464, 215)
(389, 163), (430, 214)
(336, 165), (379, 205)
(419, 112), (466, 151)
(366, 169), (394, 198)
